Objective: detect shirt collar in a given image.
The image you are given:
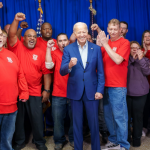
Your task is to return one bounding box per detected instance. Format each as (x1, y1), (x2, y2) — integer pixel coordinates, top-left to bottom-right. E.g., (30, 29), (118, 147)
(77, 40), (88, 49)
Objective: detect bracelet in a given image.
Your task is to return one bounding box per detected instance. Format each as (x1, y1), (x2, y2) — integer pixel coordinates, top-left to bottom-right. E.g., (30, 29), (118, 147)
(20, 27), (23, 30)
(44, 89), (50, 93)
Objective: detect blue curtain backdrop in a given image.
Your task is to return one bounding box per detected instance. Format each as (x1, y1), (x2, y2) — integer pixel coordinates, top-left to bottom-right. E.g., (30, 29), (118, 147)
(0, 0), (150, 44)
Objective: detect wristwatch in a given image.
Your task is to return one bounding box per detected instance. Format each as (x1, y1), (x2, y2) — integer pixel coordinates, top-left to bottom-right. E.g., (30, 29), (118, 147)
(20, 27), (23, 30)
(44, 89), (50, 93)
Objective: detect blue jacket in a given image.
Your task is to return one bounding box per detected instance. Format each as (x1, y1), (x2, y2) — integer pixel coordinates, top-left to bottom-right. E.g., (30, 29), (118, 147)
(60, 41), (105, 100)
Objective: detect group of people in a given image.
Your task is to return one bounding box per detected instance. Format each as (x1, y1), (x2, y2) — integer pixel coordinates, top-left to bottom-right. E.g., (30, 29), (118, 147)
(0, 3), (150, 150)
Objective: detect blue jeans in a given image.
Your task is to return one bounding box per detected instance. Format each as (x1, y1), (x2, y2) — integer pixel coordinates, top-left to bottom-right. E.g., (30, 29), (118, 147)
(0, 110), (17, 150)
(103, 87), (130, 150)
(52, 96), (73, 144)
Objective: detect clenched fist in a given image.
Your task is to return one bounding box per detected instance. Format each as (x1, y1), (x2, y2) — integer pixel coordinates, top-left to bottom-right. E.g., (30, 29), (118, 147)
(91, 23), (101, 33)
(20, 21), (28, 29)
(15, 13), (26, 21)
(69, 57), (77, 69)
(47, 39), (55, 49)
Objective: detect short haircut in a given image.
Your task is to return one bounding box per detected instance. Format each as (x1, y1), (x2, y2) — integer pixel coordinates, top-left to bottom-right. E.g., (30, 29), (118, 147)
(41, 22), (52, 29)
(141, 30), (150, 48)
(120, 21), (128, 29)
(108, 19), (120, 26)
(2, 29), (7, 36)
(130, 41), (141, 49)
(73, 22), (88, 32)
(57, 33), (68, 40)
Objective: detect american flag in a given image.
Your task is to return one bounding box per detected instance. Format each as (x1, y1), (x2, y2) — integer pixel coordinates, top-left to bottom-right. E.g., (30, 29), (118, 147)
(36, 14), (44, 37)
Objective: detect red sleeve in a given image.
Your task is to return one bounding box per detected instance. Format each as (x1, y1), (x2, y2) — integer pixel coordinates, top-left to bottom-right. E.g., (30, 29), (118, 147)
(17, 62), (29, 100)
(117, 39), (130, 61)
(7, 38), (22, 57)
(21, 36), (24, 43)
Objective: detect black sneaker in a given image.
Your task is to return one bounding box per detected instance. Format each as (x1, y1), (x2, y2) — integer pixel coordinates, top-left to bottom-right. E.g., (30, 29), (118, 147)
(36, 144), (47, 150)
(13, 143), (26, 150)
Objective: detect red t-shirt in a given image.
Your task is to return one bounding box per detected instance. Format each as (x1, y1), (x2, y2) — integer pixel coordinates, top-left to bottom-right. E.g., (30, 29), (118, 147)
(36, 37), (58, 52)
(101, 37), (130, 87)
(51, 49), (69, 97)
(0, 48), (29, 114)
(7, 39), (52, 96)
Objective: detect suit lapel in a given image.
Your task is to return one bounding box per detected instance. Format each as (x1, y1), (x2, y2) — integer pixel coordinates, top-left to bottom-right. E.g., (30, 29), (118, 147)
(85, 41), (93, 70)
(73, 42), (84, 69)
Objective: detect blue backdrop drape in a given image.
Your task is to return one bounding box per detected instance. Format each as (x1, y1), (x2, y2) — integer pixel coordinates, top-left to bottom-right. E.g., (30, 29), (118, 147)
(0, 0), (150, 44)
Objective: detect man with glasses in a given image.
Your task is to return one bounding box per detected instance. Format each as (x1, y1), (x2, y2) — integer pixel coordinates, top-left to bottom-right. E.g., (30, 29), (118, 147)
(120, 21), (128, 38)
(8, 12), (52, 150)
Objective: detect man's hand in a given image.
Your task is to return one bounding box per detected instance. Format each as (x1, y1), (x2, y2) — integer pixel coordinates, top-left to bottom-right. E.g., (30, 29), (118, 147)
(95, 92), (103, 100)
(47, 39), (55, 49)
(96, 35), (102, 47)
(91, 24), (101, 33)
(20, 21), (28, 29)
(0, 2), (3, 8)
(137, 49), (144, 60)
(15, 13), (26, 21)
(69, 57), (77, 69)
(19, 99), (28, 102)
(99, 31), (109, 46)
(42, 91), (50, 103)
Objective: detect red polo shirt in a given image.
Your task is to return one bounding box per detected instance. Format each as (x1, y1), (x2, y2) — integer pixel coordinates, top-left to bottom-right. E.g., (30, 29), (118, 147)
(7, 38), (52, 96)
(51, 48), (69, 97)
(101, 37), (130, 87)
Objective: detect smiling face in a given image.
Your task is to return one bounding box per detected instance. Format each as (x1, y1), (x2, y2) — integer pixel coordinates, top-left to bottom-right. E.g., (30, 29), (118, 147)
(73, 22), (88, 46)
(143, 32), (150, 46)
(41, 23), (52, 41)
(23, 29), (37, 49)
(0, 29), (4, 49)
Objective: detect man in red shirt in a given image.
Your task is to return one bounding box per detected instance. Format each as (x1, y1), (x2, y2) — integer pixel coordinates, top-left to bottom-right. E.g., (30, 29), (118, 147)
(0, 28), (29, 150)
(95, 19), (130, 150)
(8, 13), (52, 150)
(45, 33), (73, 150)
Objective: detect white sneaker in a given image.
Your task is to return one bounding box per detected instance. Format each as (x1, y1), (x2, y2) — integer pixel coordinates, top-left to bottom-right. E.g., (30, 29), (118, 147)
(101, 141), (120, 150)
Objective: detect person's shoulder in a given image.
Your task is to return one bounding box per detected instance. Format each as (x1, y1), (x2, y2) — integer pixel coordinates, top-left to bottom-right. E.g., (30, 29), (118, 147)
(120, 37), (130, 45)
(4, 48), (20, 61)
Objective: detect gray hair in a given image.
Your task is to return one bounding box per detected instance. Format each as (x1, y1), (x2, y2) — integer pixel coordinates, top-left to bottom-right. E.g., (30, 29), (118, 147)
(73, 22), (88, 32)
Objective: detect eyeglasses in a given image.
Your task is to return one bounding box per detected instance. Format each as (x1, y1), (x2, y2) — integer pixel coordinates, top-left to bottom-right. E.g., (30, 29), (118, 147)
(130, 47), (140, 50)
(121, 27), (127, 30)
(24, 34), (37, 38)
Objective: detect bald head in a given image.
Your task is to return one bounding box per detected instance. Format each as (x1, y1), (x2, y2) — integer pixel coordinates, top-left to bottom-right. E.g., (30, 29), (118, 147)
(24, 29), (37, 49)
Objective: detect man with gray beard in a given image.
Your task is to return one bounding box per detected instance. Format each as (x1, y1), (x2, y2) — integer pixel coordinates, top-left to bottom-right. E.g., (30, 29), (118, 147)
(8, 12), (52, 150)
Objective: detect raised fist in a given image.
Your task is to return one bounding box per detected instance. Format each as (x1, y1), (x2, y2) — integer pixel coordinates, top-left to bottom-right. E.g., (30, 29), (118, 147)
(20, 21), (28, 28)
(69, 57), (77, 69)
(15, 13), (26, 21)
(0, 2), (3, 8)
(47, 39), (55, 49)
(91, 24), (99, 31)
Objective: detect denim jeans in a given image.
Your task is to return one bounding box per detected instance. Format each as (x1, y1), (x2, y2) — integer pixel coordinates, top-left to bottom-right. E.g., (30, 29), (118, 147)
(52, 96), (73, 144)
(103, 87), (130, 150)
(0, 110), (17, 150)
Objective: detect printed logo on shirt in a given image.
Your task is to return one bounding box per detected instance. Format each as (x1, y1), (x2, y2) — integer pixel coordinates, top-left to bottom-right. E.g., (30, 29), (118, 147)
(33, 54), (38, 61)
(51, 47), (56, 51)
(112, 47), (117, 52)
(7, 57), (13, 63)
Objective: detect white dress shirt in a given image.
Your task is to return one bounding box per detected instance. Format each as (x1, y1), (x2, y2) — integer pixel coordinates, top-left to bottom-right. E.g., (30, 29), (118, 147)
(77, 40), (88, 69)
